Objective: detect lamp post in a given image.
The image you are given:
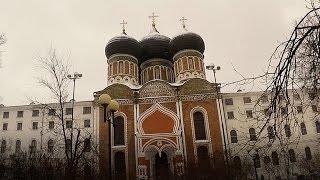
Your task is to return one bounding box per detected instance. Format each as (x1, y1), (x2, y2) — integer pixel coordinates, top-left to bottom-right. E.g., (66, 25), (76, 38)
(248, 149), (259, 180)
(67, 72), (82, 160)
(205, 64), (228, 166)
(98, 94), (119, 180)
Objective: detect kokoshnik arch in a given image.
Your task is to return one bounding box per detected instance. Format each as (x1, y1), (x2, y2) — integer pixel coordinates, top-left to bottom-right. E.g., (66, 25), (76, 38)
(94, 14), (226, 179)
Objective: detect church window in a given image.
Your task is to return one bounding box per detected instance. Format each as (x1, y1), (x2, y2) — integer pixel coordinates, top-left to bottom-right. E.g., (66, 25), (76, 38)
(114, 151), (126, 179)
(246, 110), (253, 118)
(305, 146), (312, 160)
(301, 122), (307, 135)
(174, 62), (178, 75)
(272, 151), (279, 165)
(129, 63), (134, 76)
(243, 97), (252, 104)
(230, 130), (238, 143)
(109, 64), (112, 76)
(119, 61), (123, 74)
(113, 62), (117, 75)
(249, 128), (257, 141)
(182, 57), (188, 71)
(124, 61), (129, 74)
(188, 57), (194, 70)
(161, 67), (167, 81)
(155, 66), (160, 79)
(148, 68), (153, 81)
(193, 111), (207, 140)
(289, 149), (296, 162)
(194, 57), (200, 70)
(225, 98), (233, 105)
(178, 59), (182, 72)
(114, 116), (125, 146)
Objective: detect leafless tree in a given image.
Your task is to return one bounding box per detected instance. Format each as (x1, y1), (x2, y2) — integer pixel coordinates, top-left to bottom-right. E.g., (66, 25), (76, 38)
(35, 47), (98, 179)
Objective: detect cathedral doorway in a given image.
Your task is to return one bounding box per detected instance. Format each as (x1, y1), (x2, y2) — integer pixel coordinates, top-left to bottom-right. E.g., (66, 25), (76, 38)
(154, 152), (172, 180)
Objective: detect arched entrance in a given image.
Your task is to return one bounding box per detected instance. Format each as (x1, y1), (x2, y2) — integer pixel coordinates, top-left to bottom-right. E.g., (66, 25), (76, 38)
(154, 152), (171, 179)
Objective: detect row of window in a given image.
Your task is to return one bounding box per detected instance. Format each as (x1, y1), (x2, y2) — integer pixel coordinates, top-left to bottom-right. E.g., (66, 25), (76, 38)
(233, 146), (313, 169)
(0, 138), (92, 154)
(174, 56), (204, 76)
(108, 60), (138, 77)
(1, 107), (92, 119)
(2, 119), (91, 131)
(230, 122), (320, 143)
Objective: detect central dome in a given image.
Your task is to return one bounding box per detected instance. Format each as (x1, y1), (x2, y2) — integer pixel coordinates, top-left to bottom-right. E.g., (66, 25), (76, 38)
(140, 30), (171, 64)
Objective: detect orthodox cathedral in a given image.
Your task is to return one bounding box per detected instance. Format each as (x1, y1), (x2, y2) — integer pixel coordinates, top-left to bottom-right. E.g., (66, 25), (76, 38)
(94, 14), (226, 179)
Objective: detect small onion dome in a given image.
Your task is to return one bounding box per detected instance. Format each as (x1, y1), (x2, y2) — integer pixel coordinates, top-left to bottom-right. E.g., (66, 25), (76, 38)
(140, 31), (171, 64)
(105, 34), (141, 59)
(170, 32), (205, 55)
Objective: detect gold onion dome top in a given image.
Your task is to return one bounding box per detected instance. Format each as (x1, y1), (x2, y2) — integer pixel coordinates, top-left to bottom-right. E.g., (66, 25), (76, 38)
(139, 13), (172, 64)
(105, 20), (141, 59)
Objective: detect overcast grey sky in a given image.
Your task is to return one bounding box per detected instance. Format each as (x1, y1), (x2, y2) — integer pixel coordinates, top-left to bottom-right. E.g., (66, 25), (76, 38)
(0, 0), (308, 105)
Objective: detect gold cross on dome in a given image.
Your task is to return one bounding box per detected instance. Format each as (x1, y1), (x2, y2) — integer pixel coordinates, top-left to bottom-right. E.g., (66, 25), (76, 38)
(179, 16), (188, 29)
(148, 12), (159, 27)
(120, 20), (127, 34)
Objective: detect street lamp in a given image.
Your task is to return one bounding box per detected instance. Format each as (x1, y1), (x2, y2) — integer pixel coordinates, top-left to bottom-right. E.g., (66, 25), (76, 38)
(248, 149), (260, 180)
(206, 64), (228, 167)
(98, 93), (119, 180)
(67, 72), (82, 160)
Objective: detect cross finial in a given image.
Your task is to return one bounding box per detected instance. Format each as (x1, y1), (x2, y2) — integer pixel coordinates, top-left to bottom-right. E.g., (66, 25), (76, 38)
(180, 16), (188, 30)
(120, 20), (127, 35)
(148, 12), (159, 27)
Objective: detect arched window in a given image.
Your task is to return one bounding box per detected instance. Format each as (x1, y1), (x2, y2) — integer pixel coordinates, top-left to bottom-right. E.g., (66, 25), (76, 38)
(230, 130), (238, 143)
(193, 111), (207, 140)
(285, 124), (291, 137)
(155, 67), (160, 79)
(289, 149), (296, 162)
(114, 116), (125, 146)
(316, 121), (320, 133)
(48, 139), (54, 153)
(233, 156), (241, 170)
(66, 139), (72, 153)
(1, 140), (6, 153)
(305, 146), (312, 160)
(84, 138), (91, 152)
(30, 140), (37, 153)
(267, 126), (275, 140)
(15, 140), (21, 153)
(114, 151), (126, 180)
(272, 151), (279, 165)
(249, 128), (257, 141)
(301, 122), (307, 135)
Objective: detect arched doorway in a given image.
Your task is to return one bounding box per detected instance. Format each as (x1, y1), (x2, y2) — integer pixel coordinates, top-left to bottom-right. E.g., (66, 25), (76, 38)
(155, 152), (171, 179)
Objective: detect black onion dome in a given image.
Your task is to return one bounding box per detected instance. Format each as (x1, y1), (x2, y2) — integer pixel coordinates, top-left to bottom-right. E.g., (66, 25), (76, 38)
(105, 34), (141, 59)
(170, 32), (205, 55)
(140, 32), (171, 64)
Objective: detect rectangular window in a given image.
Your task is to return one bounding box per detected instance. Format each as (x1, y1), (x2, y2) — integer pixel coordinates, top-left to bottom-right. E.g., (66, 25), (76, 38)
(17, 111), (24, 118)
(49, 121), (54, 130)
(48, 109), (56, 116)
(66, 120), (73, 129)
(3, 123), (8, 131)
(65, 108), (73, 115)
(17, 123), (22, 130)
(3, 112), (9, 119)
(312, 105), (318, 112)
(83, 107), (91, 114)
(84, 119), (90, 128)
(297, 106), (303, 114)
(246, 110), (253, 118)
(32, 122), (38, 130)
(32, 110), (39, 117)
(227, 111), (235, 119)
(243, 97), (252, 104)
(225, 98), (234, 105)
